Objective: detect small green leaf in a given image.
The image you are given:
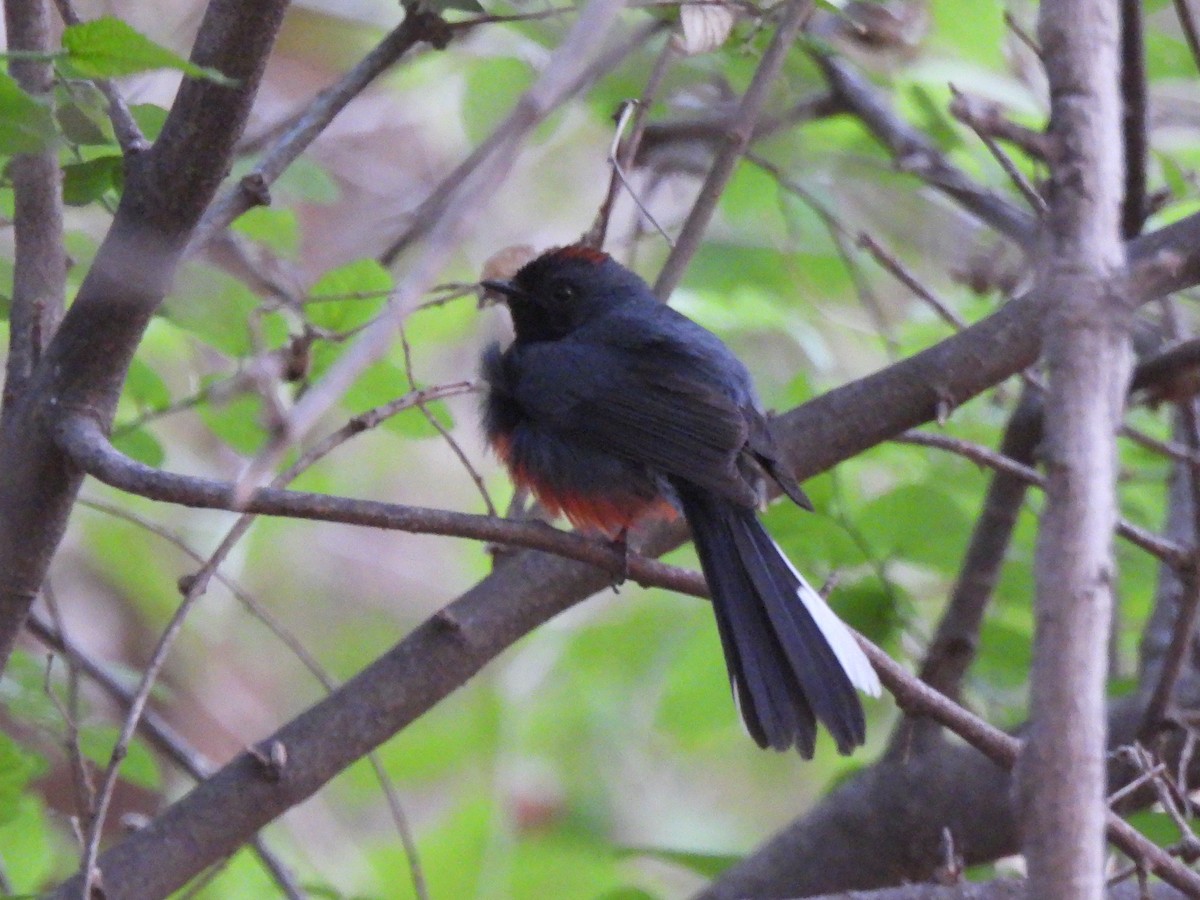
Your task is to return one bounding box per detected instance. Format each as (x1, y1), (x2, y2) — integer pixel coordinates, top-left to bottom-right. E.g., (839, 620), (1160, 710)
(56, 98), (111, 146)
(231, 206), (299, 256)
(125, 357), (171, 410)
(162, 264), (286, 356)
(129, 103), (169, 141)
(62, 155), (123, 205)
(62, 17), (236, 85)
(199, 393), (267, 455)
(462, 57), (535, 145)
(0, 733), (44, 827)
(0, 72), (55, 154)
(112, 427), (164, 467)
(386, 398), (455, 438)
(619, 846), (742, 879)
(307, 258), (393, 333)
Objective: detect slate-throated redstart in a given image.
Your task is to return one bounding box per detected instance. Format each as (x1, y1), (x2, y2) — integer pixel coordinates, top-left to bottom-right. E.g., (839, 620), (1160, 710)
(481, 245), (880, 755)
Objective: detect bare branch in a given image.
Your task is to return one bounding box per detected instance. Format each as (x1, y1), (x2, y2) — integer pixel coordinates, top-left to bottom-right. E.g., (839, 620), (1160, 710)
(813, 49), (1037, 247)
(189, 5), (454, 254)
(894, 430), (1187, 570)
(27, 612), (307, 900)
(3, 0), (66, 413)
(1019, 0), (1130, 894)
(1120, 0), (1148, 238)
(888, 390), (1042, 757)
(653, 0), (812, 298)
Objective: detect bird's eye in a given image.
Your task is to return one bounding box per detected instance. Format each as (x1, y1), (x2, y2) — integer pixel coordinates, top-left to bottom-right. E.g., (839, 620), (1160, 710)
(553, 283), (576, 302)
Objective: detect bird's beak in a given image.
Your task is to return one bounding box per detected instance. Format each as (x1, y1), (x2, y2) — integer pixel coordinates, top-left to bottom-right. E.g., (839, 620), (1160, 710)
(480, 279), (526, 305)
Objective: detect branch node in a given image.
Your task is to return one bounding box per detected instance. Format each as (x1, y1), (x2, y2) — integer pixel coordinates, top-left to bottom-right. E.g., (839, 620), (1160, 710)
(249, 740), (288, 782)
(239, 173), (272, 209)
(433, 606), (464, 634)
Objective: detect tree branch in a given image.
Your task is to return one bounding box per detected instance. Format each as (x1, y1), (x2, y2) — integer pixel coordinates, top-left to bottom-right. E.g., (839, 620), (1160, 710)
(2, 0), (66, 413)
(812, 49), (1037, 247)
(1018, 0), (1130, 894)
(47, 193), (1200, 893)
(189, 4), (454, 254)
(888, 389), (1042, 758)
(652, 0), (812, 298)
(0, 0), (292, 673)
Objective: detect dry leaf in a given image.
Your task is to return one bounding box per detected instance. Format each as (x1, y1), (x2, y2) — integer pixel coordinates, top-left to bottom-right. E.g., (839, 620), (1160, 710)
(672, 1), (736, 56)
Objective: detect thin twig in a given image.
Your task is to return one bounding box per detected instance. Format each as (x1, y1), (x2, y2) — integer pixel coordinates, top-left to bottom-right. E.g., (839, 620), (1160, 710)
(814, 49), (1037, 247)
(856, 232), (967, 330)
(190, 5), (454, 254)
(948, 86), (1047, 216)
(50, 0), (149, 153)
(887, 390), (1042, 758)
(746, 151), (898, 354)
(895, 429), (1191, 571)
(398, 326), (496, 516)
(28, 611), (307, 899)
(1173, 0), (1200, 76)
(653, 0), (812, 298)
(77, 383), (475, 900)
(41, 586), (96, 844)
(585, 34), (676, 249)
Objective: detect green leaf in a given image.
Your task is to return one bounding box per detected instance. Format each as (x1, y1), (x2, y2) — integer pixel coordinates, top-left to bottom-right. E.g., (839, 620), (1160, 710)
(62, 155), (124, 205)
(307, 257), (393, 332)
(0, 733), (44, 826)
(0, 793), (52, 892)
(55, 93), (112, 146)
(461, 57), (535, 145)
(231, 206), (300, 256)
(61, 17), (236, 85)
(162, 263), (287, 356)
(129, 103), (169, 141)
(198, 393), (267, 455)
(857, 483), (974, 569)
(0, 72), (55, 154)
(620, 846), (742, 879)
(79, 726), (161, 790)
(125, 357), (171, 410)
(112, 427), (164, 467)
(385, 398), (455, 439)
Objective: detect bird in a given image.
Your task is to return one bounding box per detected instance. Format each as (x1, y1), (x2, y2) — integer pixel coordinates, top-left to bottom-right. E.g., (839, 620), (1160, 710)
(480, 244), (880, 755)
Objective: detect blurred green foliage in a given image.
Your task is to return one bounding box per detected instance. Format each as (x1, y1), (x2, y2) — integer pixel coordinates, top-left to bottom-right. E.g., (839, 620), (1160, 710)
(0, 0), (1194, 896)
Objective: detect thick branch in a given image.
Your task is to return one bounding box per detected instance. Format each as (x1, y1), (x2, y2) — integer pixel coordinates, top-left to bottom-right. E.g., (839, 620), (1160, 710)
(1019, 1), (1129, 896)
(2, 0), (65, 412)
(0, 0), (291, 672)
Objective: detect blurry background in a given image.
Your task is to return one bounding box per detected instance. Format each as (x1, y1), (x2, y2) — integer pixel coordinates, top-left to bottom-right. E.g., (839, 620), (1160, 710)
(2, 0), (1198, 895)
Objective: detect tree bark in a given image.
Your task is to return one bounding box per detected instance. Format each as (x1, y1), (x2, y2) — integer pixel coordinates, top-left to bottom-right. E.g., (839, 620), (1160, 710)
(1018, 0), (1130, 896)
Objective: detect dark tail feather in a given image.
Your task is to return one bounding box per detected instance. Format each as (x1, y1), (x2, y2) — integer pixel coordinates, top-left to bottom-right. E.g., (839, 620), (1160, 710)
(677, 485), (880, 756)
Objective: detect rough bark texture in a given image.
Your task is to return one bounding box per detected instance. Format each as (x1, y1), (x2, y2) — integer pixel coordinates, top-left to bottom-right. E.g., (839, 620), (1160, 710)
(1018, 1), (1130, 897)
(0, 0), (292, 672)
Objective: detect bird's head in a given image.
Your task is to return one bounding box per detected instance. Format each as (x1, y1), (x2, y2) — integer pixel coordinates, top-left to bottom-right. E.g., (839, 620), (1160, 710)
(482, 245), (651, 342)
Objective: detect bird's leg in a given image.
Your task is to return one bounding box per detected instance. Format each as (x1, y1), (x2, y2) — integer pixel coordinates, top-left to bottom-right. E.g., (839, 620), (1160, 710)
(609, 527), (630, 590)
